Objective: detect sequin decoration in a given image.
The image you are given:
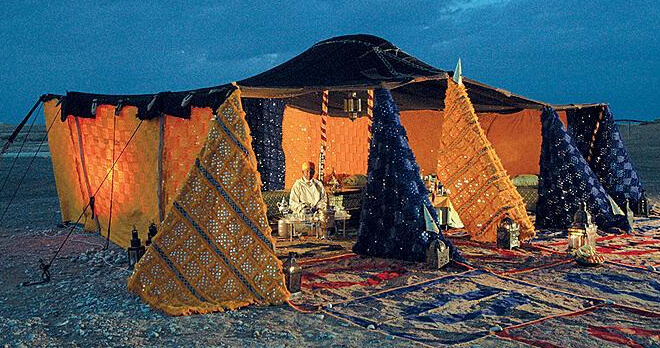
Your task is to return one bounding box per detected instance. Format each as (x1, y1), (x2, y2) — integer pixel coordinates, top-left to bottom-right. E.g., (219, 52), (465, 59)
(567, 106), (644, 209)
(536, 107), (631, 232)
(242, 98), (286, 191)
(128, 89), (289, 316)
(352, 88), (461, 263)
(435, 80), (534, 243)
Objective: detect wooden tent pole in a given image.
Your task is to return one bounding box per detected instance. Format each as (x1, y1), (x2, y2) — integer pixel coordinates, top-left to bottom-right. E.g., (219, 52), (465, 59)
(318, 90), (328, 181)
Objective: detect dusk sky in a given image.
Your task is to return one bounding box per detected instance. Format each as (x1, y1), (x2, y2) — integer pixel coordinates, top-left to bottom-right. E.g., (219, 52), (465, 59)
(1, 0), (658, 123)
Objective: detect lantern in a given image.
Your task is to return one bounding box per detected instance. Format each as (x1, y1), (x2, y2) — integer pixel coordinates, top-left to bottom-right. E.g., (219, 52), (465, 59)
(343, 92), (362, 120)
(497, 215), (520, 250)
(127, 226), (145, 270)
(426, 239), (450, 269)
(567, 202), (597, 251)
(282, 252), (302, 293)
(637, 190), (649, 218)
(146, 222), (158, 247)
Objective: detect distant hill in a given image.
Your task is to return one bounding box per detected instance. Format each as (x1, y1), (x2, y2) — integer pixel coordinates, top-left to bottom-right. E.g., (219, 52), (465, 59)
(620, 123), (660, 196)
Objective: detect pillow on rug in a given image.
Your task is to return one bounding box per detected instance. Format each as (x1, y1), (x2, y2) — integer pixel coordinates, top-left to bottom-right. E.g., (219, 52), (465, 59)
(512, 174), (539, 187)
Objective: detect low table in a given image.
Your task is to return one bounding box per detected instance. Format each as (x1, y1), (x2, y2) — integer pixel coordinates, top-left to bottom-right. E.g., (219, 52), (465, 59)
(279, 211), (352, 241)
(280, 216), (322, 241)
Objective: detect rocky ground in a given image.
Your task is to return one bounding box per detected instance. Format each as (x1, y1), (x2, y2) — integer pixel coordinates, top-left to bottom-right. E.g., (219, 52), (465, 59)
(0, 158), (420, 347)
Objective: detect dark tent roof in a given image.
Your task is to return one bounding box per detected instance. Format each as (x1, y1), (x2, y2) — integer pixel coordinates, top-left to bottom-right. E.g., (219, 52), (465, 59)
(48, 34), (604, 119)
(237, 34), (559, 114)
(238, 34), (446, 93)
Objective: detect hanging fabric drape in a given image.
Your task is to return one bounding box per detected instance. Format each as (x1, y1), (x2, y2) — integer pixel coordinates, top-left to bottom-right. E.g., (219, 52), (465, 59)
(435, 80), (534, 243)
(536, 107), (630, 232)
(567, 106), (644, 209)
(242, 98), (286, 191)
(353, 89), (461, 262)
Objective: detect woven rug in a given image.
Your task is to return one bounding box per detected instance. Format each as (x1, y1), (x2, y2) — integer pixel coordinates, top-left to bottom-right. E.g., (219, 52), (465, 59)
(497, 304), (660, 347)
(325, 269), (596, 346)
(533, 217), (660, 268)
(509, 261), (660, 312)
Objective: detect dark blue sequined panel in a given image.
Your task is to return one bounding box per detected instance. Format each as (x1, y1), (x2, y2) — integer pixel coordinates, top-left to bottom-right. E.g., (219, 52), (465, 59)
(353, 89), (462, 262)
(537, 107), (630, 232)
(242, 98), (286, 191)
(568, 106), (643, 209)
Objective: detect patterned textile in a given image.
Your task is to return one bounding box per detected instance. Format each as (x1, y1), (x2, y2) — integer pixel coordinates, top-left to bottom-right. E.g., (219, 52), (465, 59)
(452, 238), (570, 275)
(536, 107), (630, 232)
(44, 99), (87, 223)
(289, 253), (466, 308)
(352, 89), (460, 262)
(497, 304), (660, 347)
(242, 98), (286, 191)
(567, 106), (644, 209)
(162, 108), (215, 214)
(593, 107), (644, 208)
(128, 90), (289, 315)
(534, 217), (660, 268)
(327, 269), (594, 346)
(436, 80), (534, 242)
(508, 261), (660, 312)
(70, 104), (160, 248)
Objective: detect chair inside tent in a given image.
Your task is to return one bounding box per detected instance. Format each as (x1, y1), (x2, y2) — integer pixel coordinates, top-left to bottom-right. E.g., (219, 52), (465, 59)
(42, 34), (642, 315)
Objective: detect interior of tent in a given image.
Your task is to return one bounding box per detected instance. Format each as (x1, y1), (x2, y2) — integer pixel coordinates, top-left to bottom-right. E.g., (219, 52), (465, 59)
(39, 34), (644, 315)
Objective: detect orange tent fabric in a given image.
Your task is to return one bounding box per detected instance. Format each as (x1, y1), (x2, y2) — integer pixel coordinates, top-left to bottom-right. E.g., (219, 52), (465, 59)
(45, 102), (160, 247)
(436, 80), (534, 242)
(127, 90), (289, 315)
(477, 110), (568, 176)
(399, 110), (444, 176)
(282, 106), (369, 187)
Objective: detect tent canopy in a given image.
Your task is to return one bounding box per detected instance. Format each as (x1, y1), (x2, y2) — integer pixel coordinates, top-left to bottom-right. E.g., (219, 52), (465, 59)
(237, 34), (582, 115)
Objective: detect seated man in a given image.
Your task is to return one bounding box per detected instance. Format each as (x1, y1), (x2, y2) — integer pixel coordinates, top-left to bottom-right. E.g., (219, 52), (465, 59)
(289, 161), (327, 219)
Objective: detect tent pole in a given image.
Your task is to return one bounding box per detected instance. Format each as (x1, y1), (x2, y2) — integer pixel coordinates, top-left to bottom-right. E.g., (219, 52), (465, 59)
(318, 90), (328, 181)
(0, 96), (44, 157)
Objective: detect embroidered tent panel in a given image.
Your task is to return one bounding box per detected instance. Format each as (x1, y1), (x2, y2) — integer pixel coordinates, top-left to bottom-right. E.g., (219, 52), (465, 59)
(436, 81), (534, 242)
(128, 90), (289, 315)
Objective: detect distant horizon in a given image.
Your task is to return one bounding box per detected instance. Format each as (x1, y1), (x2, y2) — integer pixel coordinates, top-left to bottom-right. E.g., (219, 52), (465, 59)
(2, 1), (658, 123)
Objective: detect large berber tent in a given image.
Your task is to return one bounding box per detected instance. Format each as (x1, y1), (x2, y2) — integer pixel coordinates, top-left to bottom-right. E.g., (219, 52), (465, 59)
(29, 34), (642, 315)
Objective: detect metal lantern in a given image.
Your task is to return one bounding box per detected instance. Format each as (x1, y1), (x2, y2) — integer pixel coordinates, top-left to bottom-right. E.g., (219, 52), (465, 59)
(637, 190), (649, 218)
(343, 92), (362, 120)
(426, 239), (450, 269)
(567, 202), (597, 251)
(282, 252), (302, 293)
(127, 226), (145, 270)
(146, 222), (158, 247)
(497, 215), (520, 250)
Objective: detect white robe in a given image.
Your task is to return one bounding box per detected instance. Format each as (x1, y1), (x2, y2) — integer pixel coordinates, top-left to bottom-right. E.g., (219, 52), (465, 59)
(289, 177), (327, 217)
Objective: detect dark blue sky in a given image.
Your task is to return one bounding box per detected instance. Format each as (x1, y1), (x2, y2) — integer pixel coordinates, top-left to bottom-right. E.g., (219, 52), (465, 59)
(1, 0), (658, 123)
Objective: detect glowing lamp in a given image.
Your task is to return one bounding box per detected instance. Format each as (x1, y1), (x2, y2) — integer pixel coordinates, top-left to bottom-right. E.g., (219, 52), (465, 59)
(426, 239), (450, 269)
(343, 92), (362, 120)
(127, 226), (145, 270)
(282, 252), (302, 293)
(567, 202), (597, 251)
(637, 190), (649, 218)
(497, 215), (520, 250)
